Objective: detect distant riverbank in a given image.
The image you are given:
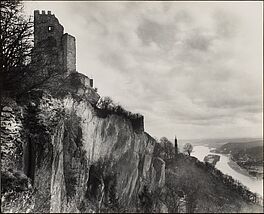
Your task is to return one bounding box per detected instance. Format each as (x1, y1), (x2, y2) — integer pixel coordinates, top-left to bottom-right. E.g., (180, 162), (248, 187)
(192, 145), (263, 197)
(227, 158), (253, 178)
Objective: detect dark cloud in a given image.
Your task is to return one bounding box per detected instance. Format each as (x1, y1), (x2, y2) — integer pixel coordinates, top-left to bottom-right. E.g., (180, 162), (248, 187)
(185, 29), (214, 51)
(137, 19), (176, 50)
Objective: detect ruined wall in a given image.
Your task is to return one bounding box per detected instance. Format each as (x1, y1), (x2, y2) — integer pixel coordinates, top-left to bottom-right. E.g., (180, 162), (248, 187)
(33, 10), (76, 76)
(62, 33), (76, 75)
(34, 10), (64, 49)
(33, 10), (64, 73)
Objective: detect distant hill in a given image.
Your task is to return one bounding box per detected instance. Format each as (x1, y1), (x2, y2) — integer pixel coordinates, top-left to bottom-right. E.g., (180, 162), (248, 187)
(214, 140), (263, 178)
(214, 140), (263, 155)
(178, 138), (263, 149)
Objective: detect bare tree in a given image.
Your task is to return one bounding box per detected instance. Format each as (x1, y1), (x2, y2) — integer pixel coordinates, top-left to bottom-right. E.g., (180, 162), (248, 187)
(1, 1), (65, 98)
(1, 0), (33, 94)
(183, 143), (193, 156)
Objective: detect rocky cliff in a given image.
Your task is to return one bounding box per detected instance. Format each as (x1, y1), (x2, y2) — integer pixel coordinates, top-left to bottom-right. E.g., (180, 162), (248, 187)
(1, 73), (165, 213)
(2, 72), (262, 213)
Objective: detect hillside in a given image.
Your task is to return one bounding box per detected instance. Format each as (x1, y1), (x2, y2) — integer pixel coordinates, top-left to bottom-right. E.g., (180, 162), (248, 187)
(179, 138), (263, 149)
(215, 140), (263, 154)
(164, 154), (262, 213)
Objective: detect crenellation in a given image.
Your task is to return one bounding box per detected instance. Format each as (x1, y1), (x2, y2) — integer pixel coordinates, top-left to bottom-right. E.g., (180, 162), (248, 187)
(33, 10), (94, 87)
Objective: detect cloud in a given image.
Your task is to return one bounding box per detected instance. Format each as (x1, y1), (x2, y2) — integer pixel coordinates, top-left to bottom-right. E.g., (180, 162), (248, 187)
(23, 1), (263, 139)
(137, 18), (176, 50)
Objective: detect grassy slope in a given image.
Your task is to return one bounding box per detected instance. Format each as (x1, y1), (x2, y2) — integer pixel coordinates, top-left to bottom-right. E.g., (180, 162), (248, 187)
(165, 154), (262, 213)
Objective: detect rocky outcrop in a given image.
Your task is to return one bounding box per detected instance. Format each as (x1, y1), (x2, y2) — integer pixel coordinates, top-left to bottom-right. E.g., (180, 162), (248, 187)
(203, 154), (220, 166)
(1, 74), (165, 213)
(1, 105), (24, 171)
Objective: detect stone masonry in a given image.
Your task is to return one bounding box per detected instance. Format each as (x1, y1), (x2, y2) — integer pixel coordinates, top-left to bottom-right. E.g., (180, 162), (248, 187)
(32, 10), (93, 88)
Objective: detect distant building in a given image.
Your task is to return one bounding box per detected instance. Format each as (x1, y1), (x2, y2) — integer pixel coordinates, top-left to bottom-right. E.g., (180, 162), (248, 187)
(32, 10), (93, 87)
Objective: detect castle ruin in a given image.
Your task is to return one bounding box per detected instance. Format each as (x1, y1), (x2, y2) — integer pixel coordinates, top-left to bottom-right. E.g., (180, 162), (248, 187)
(32, 10), (144, 131)
(33, 10), (93, 87)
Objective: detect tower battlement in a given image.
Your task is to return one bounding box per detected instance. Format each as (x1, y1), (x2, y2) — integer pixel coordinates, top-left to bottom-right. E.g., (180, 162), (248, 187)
(33, 10), (76, 76)
(34, 10), (52, 15)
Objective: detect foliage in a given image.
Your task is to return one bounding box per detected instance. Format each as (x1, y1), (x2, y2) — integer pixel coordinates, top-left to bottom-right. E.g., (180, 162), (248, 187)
(163, 172), (183, 213)
(95, 96), (143, 127)
(183, 143), (193, 156)
(194, 160), (261, 204)
(107, 174), (119, 210)
(1, 170), (34, 213)
(153, 137), (175, 161)
(1, 0), (65, 97)
(85, 158), (120, 213)
(96, 96), (115, 110)
(1, 189), (34, 213)
(1, 0), (33, 93)
(174, 137), (178, 155)
(138, 185), (153, 213)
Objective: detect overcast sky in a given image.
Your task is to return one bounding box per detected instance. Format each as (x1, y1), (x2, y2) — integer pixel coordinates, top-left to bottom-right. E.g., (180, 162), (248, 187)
(24, 1), (263, 140)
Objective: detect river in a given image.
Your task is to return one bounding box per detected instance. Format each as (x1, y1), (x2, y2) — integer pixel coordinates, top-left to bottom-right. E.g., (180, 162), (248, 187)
(192, 145), (263, 197)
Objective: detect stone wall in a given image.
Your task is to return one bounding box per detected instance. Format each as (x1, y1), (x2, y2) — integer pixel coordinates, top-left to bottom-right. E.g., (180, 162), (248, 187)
(33, 10), (64, 73)
(62, 33), (76, 75)
(33, 10), (76, 76)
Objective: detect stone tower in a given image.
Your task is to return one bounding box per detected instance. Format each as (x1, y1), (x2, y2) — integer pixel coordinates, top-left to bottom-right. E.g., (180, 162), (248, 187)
(33, 10), (76, 76)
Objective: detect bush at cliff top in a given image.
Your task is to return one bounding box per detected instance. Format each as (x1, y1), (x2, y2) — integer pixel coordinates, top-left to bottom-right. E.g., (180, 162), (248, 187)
(96, 96), (142, 120)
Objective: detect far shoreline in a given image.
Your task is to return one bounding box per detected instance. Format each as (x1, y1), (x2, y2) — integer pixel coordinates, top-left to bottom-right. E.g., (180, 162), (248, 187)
(227, 157), (254, 178)
(208, 148), (256, 179)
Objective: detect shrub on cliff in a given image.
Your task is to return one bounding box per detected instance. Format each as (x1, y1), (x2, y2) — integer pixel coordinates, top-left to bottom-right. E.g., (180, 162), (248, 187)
(138, 185), (153, 213)
(1, 189), (34, 213)
(1, 170), (31, 194)
(1, 170), (34, 213)
(95, 96), (143, 121)
(153, 137), (175, 161)
(96, 97), (115, 110)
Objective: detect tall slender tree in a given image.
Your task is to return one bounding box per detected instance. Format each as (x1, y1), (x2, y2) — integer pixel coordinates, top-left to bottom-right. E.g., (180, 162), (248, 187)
(174, 135), (178, 156)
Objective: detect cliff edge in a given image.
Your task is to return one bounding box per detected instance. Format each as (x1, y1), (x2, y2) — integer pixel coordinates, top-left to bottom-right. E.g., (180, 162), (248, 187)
(1, 73), (165, 213)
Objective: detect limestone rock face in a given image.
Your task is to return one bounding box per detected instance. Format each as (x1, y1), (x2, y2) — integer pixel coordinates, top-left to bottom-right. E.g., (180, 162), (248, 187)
(1, 75), (165, 213)
(1, 105), (24, 171)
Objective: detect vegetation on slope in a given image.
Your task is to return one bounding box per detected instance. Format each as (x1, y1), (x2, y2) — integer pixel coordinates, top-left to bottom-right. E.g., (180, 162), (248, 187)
(148, 138), (263, 213)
